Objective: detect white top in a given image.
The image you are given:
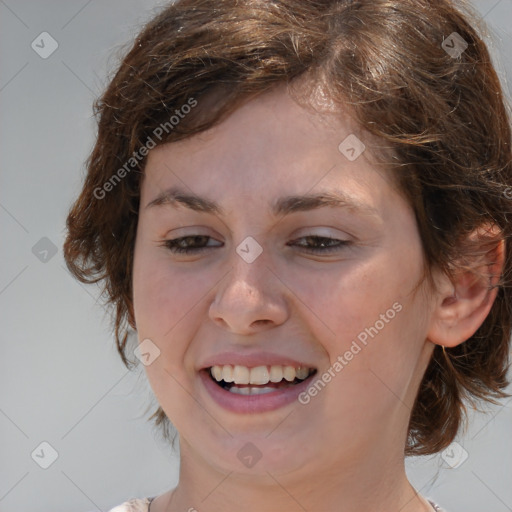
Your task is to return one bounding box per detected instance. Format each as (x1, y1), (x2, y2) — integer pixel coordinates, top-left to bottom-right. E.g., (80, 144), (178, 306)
(108, 497), (153, 512)
(107, 496), (447, 511)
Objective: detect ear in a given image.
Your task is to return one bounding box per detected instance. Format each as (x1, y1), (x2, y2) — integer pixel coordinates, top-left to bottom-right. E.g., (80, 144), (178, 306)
(427, 225), (505, 348)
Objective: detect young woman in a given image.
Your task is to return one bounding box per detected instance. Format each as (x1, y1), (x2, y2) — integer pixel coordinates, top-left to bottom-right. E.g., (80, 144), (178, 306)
(64, 0), (512, 511)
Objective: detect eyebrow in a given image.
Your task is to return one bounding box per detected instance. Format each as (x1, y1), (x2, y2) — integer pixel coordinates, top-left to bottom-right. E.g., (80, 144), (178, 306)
(145, 185), (379, 218)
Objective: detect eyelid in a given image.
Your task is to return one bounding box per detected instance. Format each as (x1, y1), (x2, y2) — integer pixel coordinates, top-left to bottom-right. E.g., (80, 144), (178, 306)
(290, 226), (354, 241)
(163, 226), (351, 242)
(163, 225), (216, 238)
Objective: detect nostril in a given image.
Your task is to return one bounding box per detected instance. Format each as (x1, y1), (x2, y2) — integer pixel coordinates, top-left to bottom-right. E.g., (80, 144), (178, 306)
(253, 319), (271, 326)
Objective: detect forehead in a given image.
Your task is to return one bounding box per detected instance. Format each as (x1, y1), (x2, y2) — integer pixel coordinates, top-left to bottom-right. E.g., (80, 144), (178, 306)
(141, 84), (396, 215)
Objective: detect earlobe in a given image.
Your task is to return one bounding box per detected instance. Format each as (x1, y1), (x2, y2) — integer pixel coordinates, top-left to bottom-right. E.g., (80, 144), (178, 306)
(427, 233), (505, 348)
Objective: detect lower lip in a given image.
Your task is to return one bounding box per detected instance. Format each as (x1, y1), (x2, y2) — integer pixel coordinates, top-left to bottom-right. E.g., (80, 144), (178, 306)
(199, 370), (315, 414)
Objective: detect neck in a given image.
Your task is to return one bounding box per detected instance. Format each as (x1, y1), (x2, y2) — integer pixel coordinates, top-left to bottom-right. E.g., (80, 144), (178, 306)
(158, 440), (431, 512)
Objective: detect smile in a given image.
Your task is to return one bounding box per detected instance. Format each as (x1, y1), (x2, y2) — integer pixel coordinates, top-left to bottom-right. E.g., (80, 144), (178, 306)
(210, 364), (315, 393)
(199, 364), (318, 413)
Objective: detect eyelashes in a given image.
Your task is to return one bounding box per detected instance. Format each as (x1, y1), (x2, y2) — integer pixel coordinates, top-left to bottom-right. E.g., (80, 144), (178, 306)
(162, 235), (220, 254)
(289, 235), (351, 254)
(161, 235), (351, 255)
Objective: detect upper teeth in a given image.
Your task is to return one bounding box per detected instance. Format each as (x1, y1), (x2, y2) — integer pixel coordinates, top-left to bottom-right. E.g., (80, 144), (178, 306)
(210, 364), (312, 385)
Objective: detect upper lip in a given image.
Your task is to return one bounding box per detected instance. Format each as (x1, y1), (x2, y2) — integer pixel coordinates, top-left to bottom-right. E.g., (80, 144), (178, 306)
(199, 351), (317, 371)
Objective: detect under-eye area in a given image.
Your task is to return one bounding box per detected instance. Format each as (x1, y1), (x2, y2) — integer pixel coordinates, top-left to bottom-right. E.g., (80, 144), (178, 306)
(206, 365), (318, 395)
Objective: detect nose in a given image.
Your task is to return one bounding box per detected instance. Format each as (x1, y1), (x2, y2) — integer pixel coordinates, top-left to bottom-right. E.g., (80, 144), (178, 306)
(208, 250), (289, 335)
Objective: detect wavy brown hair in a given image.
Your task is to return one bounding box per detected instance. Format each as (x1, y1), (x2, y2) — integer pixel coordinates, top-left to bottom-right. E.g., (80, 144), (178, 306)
(63, 0), (512, 455)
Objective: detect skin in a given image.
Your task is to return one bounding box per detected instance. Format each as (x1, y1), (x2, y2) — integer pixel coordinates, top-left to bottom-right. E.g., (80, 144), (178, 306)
(131, 82), (502, 512)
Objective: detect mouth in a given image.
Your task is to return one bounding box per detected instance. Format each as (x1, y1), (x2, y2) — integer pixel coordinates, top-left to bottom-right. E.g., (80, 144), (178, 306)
(199, 364), (318, 413)
(208, 364), (316, 395)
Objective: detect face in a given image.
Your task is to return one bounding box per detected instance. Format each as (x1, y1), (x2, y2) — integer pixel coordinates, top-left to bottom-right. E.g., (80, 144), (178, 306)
(132, 83), (436, 481)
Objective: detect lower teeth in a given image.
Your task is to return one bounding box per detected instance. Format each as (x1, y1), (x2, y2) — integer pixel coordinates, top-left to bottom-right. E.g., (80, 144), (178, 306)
(228, 385), (285, 395)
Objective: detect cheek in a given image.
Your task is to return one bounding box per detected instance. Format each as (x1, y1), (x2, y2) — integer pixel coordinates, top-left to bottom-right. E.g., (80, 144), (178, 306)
(131, 243), (210, 419)
(133, 239), (205, 338)
(301, 253), (420, 353)
(308, 244), (428, 402)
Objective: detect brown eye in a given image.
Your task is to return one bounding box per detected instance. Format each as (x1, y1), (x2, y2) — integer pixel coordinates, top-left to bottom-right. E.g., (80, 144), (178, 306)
(163, 235), (222, 254)
(288, 236), (350, 254)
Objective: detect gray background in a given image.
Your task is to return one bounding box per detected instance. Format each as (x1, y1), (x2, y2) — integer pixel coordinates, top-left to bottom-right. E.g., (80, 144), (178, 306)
(1, 1), (511, 511)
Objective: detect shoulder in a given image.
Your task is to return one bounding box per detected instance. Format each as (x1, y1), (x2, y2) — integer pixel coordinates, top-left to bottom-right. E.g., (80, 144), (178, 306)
(107, 497), (152, 512)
